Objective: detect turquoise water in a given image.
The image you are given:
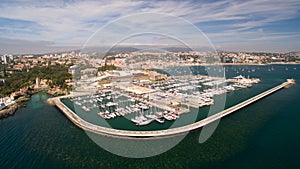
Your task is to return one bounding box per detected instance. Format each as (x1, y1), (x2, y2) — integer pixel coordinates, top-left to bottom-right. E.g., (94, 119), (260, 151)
(0, 64), (299, 168)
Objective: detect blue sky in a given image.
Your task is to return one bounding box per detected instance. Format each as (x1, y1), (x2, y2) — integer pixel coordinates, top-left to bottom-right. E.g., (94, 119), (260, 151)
(0, 0), (300, 54)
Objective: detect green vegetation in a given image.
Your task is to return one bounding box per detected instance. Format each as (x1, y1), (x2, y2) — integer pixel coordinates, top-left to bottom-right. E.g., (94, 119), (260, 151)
(0, 64), (72, 97)
(98, 64), (118, 71)
(0, 71), (31, 97)
(31, 65), (72, 88)
(0, 63), (7, 78)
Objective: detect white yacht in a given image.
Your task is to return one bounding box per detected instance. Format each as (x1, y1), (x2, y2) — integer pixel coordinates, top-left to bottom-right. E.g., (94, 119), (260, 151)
(224, 85), (235, 91)
(155, 118), (165, 123)
(136, 119), (154, 126)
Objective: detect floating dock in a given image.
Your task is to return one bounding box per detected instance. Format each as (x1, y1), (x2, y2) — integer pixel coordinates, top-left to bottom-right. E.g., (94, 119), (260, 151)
(48, 79), (295, 139)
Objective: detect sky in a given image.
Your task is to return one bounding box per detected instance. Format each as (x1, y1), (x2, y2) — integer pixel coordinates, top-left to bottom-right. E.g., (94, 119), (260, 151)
(0, 0), (300, 54)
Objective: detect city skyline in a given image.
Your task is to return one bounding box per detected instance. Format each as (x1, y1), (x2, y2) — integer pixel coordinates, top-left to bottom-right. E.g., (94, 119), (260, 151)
(0, 0), (300, 54)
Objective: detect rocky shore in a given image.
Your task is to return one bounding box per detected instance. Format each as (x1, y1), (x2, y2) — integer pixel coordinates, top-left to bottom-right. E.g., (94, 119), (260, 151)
(0, 104), (18, 119)
(0, 88), (68, 119)
(0, 95), (31, 119)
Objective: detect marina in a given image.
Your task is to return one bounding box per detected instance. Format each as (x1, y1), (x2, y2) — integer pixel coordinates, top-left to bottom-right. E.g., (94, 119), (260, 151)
(60, 74), (260, 126)
(48, 74), (295, 138)
(69, 90), (181, 126)
(2, 64), (299, 169)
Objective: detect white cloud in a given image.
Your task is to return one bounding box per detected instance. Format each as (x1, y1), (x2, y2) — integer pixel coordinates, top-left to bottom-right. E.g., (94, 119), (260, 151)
(0, 0), (299, 53)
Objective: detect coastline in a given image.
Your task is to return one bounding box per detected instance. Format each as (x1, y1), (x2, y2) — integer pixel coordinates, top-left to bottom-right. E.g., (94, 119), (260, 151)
(0, 104), (18, 119)
(1, 62), (297, 120)
(268, 62), (300, 65)
(184, 62), (300, 66)
(0, 95), (31, 119)
(0, 86), (68, 120)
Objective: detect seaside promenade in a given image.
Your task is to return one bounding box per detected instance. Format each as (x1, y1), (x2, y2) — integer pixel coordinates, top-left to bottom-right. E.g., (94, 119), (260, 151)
(48, 79), (295, 139)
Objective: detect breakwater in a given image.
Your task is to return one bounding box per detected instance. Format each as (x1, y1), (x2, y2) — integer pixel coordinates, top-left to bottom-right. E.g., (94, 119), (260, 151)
(49, 79), (295, 139)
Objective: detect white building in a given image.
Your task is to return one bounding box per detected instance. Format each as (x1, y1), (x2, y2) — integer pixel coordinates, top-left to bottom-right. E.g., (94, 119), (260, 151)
(68, 65), (80, 75)
(1, 54), (11, 64)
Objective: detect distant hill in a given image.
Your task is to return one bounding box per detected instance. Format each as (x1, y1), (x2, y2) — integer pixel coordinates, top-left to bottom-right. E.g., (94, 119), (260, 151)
(81, 45), (216, 54)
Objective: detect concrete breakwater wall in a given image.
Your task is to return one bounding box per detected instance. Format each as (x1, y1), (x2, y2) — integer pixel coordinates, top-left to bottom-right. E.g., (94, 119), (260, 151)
(47, 79), (295, 138)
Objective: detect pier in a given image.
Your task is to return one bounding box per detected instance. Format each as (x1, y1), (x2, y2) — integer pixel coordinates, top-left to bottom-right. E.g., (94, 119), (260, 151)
(113, 89), (190, 114)
(49, 79), (295, 139)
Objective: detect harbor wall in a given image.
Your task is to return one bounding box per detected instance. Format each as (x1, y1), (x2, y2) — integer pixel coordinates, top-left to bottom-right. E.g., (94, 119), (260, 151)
(49, 79), (294, 139)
